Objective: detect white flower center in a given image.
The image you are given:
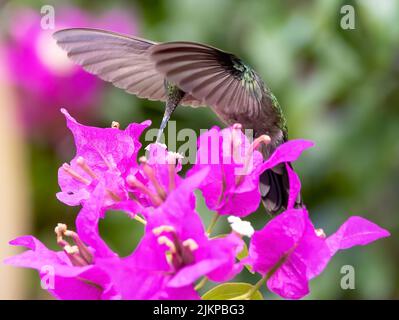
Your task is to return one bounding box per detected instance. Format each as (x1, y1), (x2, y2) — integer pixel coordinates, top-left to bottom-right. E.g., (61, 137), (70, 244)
(228, 216), (255, 238)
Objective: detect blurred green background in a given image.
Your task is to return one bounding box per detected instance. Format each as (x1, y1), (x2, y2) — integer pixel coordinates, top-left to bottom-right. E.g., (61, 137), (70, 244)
(0, 0), (398, 299)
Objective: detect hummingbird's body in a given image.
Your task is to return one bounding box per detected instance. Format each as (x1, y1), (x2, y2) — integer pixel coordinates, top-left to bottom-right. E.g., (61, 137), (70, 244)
(53, 28), (297, 214)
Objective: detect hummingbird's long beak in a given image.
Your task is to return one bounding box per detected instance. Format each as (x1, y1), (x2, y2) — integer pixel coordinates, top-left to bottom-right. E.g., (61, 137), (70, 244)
(156, 109), (171, 143)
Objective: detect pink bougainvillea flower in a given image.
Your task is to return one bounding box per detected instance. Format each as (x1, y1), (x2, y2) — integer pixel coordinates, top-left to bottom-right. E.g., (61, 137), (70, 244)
(5, 231), (196, 300)
(188, 124), (313, 217)
(57, 109), (150, 215)
(5, 234), (116, 300)
(125, 143), (185, 209)
(95, 257), (199, 300)
(247, 208), (390, 299)
(4, 189), (119, 300)
(5, 188), (119, 299)
(5, 188), (198, 300)
(4, 6), (138, 135)
(131, 168), (244, 289)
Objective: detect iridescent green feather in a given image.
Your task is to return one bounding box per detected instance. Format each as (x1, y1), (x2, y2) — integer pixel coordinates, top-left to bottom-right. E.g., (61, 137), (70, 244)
(233, 60), (287, 136)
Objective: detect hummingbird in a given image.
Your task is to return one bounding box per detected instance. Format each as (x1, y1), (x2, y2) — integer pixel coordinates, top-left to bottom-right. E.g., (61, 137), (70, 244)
(53, 28), (300, 214)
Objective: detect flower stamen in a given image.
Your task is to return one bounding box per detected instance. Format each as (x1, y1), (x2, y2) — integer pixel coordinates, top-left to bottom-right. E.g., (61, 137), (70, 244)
(140, 156), (167, 200)
(158, 236), (176, 253)
(111, 121), (120, 129)
(315, 228), (326, 238)
(166, 152), (182, 192)
(168, 163), (176, 192)
(64, 229), (94, 264)
(249, 135), (271, 153)
(64, 245), (79, 255)
(106, 189), (121, 202)
(62, 163), (90, 185)
(76, 156), (98, 180)
(235, 134), (271, 186)
(231, 123), (243, 163)
(152, 225), (176, 236)
(155, 229), (197, 271)
(55, 223), (93, 266)
(126, 175), (162, 206)
(182, 238), (199, 251)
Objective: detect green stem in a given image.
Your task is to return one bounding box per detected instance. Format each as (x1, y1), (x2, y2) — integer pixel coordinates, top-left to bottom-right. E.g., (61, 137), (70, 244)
(246, 274), (268, 298)
(230, 274), (268, 300)
(206, 213), (220, 236)
(230, 251), (289, 300)
(194, 277), (208, 291)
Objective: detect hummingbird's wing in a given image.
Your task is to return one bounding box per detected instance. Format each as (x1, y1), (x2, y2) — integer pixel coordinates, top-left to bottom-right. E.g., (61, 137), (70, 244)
(149, 42), (264, 119)
(53, 28), (202, 106)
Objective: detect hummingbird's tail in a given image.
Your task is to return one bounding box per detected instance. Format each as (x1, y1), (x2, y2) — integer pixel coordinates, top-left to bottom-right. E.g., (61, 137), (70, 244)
(259, 163), (303, 215)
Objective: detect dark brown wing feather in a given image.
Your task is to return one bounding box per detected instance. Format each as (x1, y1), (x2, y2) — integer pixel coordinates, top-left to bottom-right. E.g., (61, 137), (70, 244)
(53, 28), (202, 107)
(149, 42), (264, 119)
(53, 28), (166, 101)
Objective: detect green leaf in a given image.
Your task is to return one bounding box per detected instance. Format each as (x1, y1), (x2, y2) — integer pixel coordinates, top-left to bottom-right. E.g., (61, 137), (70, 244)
(211, 234), (254, 273)
(236, 241), (254, 273)
(202, 283), (263, 300)
(236, 241), (248, 260)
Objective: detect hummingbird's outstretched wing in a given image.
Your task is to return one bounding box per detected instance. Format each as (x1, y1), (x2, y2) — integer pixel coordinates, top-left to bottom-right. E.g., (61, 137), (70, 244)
(149, 42), (265, 119)
(53, 28), (201, 106)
